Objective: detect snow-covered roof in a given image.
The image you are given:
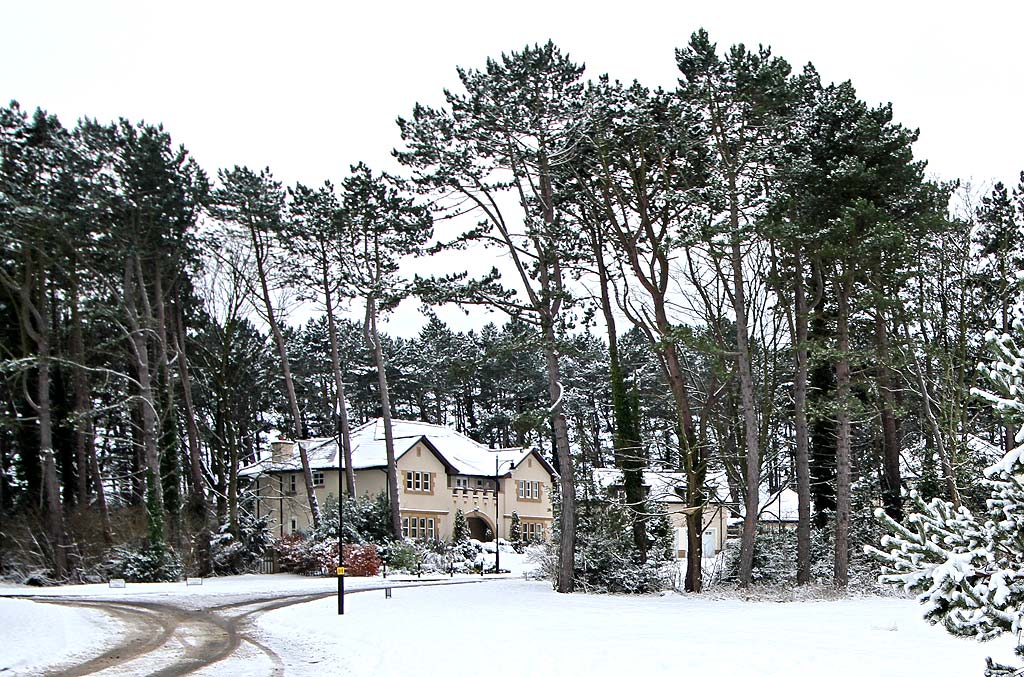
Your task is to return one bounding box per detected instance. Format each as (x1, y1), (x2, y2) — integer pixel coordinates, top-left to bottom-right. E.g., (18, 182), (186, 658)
(754, 487), (800, 523)
(592, 468), (731, 505)
(239, 418), (555, 479)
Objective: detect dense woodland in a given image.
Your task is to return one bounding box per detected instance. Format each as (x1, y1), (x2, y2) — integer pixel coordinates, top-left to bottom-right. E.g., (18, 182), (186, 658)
(2, 31), (1022, 596)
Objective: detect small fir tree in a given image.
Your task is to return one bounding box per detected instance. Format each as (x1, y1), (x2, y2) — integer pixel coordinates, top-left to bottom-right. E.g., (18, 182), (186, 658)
(871, 325), (1024, 675)
(510, 511), (522, 543)
(452, 509), (471, 544)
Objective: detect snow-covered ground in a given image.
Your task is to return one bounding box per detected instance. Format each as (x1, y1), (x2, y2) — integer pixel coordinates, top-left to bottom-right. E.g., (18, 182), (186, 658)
(0, 547), (1016, 677)
(257, 580), (1019, 676)
(0, 596), (123, 675)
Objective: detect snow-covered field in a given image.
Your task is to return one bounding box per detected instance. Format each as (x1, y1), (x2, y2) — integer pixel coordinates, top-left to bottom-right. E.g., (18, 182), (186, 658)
(257, 579), (1018, 676)
(1, 561), (1017, 676)
(0, 596), (123, 675)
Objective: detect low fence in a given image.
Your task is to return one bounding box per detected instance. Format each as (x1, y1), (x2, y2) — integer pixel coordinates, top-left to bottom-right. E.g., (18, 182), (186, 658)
(257, 551), (278, 575)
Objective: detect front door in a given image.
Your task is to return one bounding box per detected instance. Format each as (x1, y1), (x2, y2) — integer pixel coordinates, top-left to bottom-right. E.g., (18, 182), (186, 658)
(702, 527), (718, 557)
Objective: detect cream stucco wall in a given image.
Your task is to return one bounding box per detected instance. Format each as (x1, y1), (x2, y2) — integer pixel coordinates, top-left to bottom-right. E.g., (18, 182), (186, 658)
(256, 469), (344, 537)
(253, 447), (556, 542)
(660, 502), (730, 558)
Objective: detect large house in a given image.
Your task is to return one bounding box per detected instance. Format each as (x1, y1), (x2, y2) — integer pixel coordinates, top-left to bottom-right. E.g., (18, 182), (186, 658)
(593, 468), (731, 558)
(240, 418), (557, 544)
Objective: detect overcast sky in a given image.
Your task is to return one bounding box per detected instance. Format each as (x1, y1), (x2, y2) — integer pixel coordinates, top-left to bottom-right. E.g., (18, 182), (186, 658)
(5, 0), (1022, 334)
(6, 0), (1022, 187)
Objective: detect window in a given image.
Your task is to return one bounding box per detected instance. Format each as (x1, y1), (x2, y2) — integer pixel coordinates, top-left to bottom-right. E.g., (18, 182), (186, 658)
(312, 471), (324, 487)
(401, 515), (435, 539)
(289, 517), (297, 534)
(518, 480), (540, 500)
(288, 474), (296, 494)
(405, 471), (432, 493)
(521, 522), (544, 542)
(455, 477), (468, 489)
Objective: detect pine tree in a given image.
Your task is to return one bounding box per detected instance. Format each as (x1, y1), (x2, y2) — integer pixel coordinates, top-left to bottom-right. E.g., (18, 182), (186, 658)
(211, 166), (322, 530)
(339, 163), (432, 538)
(397, 43), (586, 593)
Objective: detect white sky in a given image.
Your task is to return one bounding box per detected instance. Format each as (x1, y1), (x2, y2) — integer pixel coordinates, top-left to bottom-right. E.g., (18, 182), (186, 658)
(5, 0), (1023, 334)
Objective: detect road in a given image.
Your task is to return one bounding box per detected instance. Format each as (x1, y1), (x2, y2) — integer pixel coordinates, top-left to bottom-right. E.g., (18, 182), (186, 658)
(20, 579), (488, 676)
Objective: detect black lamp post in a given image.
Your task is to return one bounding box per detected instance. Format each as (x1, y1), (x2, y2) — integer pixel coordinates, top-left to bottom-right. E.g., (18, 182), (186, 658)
(494, 457), (515, 574)
(336, 412), (346, 616)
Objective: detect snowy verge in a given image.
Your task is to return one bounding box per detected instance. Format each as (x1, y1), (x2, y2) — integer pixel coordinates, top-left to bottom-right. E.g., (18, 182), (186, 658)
(254, 578), (1019, 677)
(0, 597), (123, 675)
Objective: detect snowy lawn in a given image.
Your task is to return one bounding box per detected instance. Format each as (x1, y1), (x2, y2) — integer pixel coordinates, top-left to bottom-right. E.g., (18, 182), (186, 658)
(256, 579), (1019, 677)
(0, 596), (123, 675)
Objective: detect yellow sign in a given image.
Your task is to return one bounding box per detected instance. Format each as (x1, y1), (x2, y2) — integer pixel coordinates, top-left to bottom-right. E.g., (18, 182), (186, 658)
(336, 567), (346, 576)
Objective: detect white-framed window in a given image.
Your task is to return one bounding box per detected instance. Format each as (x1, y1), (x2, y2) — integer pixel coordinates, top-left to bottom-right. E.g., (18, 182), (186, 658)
(402, 516), (435, 540)
(521, 522), (544, 542)
(289, 517), (298, 534)
(518, 480), (540, 500)
(454, 477), (468, 489)
(405, 471), (432, 493)
(312, 471), (324, 487)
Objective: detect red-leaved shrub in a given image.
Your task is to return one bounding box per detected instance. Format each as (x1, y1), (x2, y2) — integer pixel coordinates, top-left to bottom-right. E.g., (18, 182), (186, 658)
(342, 544), (381, 576)
(274, 537), (380, 577)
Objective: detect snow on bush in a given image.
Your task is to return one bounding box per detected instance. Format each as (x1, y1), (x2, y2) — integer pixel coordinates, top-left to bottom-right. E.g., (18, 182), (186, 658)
(275, 535), (381, 576)
(210, 512), (272, 575)
(105, 544), (182, 582)
(312, 493), (392, 545)
(381, 537), (491, 575)
(545, 502), (678, 594)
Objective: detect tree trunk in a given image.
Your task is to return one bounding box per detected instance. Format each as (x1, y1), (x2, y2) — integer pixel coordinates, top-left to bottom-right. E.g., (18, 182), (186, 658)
(71, 268), (112, 543)
(125, 259), (165, 550)
(591, 224), (646, 557)
(324, 278), (356, 497)
(809, 258), (837, 527)
(541, 317), (576, 593)
(794, 252), (812, 585)
(174, 306), (209, 504)
(364, 296), (402, 537)
(660, 337), (702, 592)
(153, 270), (181, 546)
(875, 304), (902, 521)
(69, 269), (90, 508)
(252, 233), (320, 529)
(834, 268), (852, 588)
(732, 230), (761, 588)
(228, 419), (239, 534)
(35, 276), (68, 577)
(174, 304), (212, 574)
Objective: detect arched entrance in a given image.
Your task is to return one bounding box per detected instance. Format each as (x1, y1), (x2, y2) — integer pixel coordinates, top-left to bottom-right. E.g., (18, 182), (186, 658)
(467, 514), (494, 541)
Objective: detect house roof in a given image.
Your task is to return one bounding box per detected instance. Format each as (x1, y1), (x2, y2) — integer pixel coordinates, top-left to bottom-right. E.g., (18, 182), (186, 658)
(592, 468), (731, 505)
(239, 418), (556, 479)
(754, 487), (800, 523)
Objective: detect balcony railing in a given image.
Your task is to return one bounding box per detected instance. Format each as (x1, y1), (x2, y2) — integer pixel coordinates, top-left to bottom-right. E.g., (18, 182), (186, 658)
(450, 487), (496, 497)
